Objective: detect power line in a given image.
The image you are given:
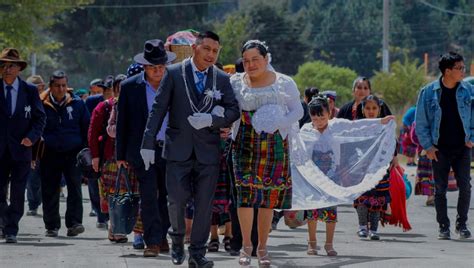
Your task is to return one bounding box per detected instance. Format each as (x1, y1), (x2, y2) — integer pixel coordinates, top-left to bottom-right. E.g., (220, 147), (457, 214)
(68, 0), (235, 9)
(417, 0), (474, 17)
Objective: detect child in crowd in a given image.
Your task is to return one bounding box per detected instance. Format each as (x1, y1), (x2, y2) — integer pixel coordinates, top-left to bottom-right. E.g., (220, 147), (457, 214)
(353, 95), (396, 240)
(301, 95), (394, 255)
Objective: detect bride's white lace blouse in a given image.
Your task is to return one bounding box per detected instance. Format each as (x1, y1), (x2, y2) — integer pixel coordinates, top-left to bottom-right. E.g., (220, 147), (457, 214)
(230, 72), (303, 139)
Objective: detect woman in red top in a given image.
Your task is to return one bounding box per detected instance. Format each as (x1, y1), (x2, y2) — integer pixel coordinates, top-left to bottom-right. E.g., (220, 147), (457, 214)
(88, 74), (142, 244)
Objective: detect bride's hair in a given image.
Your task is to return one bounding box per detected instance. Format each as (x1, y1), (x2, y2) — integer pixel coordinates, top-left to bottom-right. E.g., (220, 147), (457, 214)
(308, 95), (330, 116)
(241, 40), (269, 56)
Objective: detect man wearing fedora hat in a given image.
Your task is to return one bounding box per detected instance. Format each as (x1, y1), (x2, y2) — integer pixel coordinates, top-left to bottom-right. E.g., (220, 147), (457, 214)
(141, 31), (239, 267)
(116, 39), (177, 257)
(0, 48), (46, 243)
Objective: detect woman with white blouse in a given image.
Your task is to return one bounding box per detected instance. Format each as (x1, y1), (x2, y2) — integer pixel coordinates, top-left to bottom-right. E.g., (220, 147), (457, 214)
(230, 40), (303, 266)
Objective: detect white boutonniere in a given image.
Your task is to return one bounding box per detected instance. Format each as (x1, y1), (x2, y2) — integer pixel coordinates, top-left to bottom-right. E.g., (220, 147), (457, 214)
(66, 106), (74, 120)
(205, 89), (223, 101)
(24, 105), (31, 119)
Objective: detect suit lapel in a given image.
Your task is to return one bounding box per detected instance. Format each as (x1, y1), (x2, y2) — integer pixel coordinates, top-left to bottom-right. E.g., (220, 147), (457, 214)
(184, 60), (200, 105)
(136, 76), (149, 120)
(203, 66), (213, 93)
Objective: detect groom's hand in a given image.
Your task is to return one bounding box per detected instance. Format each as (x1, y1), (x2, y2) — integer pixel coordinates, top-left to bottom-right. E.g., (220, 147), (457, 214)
(140, 149), (155, 170)
(187, 113), (213, 130)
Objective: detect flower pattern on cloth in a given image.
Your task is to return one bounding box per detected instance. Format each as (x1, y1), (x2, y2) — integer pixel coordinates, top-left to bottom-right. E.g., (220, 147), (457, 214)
(230, 72), (303, 139)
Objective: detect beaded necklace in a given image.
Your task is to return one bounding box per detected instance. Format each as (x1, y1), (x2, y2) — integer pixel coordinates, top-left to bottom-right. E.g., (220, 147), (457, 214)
(181, 58), (217, 114)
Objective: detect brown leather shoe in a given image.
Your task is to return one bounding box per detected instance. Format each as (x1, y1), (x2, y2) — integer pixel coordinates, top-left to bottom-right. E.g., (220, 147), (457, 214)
(143, 245), (160, 257)
(160, 239), (170, 253)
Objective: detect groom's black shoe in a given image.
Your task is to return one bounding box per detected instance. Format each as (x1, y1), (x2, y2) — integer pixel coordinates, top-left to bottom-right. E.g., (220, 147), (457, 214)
(171, 243), (186, 265)
(188, 254), (214, 268)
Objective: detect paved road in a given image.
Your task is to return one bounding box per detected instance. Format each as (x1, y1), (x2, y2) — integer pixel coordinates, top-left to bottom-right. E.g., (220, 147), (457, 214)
(0, 165), (473, 267)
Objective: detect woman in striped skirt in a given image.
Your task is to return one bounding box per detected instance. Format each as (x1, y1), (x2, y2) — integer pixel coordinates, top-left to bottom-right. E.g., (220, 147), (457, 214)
(230, 40), (303, 266)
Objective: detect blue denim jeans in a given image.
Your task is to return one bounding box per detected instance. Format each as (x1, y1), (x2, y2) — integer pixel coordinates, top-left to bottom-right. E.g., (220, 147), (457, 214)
(432, 146), (472, 229)
(26, 161), (42, 210)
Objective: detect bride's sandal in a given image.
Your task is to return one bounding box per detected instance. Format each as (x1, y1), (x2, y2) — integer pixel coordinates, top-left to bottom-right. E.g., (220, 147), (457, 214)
(324, 243), (338, 256)
(257, 249), (271, 267)
(307, 240), (318, 255)
(238, 246), (253, 266)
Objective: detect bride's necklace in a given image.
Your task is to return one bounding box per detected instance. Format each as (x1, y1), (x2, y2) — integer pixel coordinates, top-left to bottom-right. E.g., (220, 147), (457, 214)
(182, 58), (217, 114)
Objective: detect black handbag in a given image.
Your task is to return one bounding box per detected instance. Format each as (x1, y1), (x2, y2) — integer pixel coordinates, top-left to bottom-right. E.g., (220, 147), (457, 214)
(108, 166), (140, 235)
(76, 147), (100, 179)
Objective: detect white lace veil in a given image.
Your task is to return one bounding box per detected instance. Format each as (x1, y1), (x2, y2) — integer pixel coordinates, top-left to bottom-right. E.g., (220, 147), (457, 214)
(289, 119), (397, 210)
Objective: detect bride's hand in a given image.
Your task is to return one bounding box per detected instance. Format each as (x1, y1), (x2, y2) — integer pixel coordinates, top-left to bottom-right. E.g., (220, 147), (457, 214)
(381, 115), (395, 124)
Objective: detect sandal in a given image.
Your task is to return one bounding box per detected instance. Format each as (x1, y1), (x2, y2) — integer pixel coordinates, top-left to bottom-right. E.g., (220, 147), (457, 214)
(223, 236), (231, 252)
(208, 238), (220, 252)
(238, 246), (252, 266)
(114, 234), (128, 243)
(108, 228), (115, 242)
(257, 249), (271, 267)
(324, 243), (338, 256)
(307, 240), (319, 255)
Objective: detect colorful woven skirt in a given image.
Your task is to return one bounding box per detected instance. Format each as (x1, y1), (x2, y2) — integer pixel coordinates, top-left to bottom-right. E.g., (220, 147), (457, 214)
(99, 160), (143, 233)
(232, 111), (292, 209)
(401, 126), (417, 157)
(415, 155), (434, 196)
(211, 139), (232, 226)
(305, 206), (338, 223)
(353, 172), (391, 212)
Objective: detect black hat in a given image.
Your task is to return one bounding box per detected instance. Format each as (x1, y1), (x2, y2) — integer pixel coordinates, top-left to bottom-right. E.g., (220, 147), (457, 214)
(133, 39), (176, 66)
(103, 75), (114, 89)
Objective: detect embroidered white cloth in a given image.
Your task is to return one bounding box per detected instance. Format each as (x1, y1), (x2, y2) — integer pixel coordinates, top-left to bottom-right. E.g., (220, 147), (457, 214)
(290, 118), (397, 210)
(230, 72), (303, 139)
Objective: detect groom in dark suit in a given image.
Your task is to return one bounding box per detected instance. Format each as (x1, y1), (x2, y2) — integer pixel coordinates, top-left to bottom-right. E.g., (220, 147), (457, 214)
(141, 31), (239, 267)
(0, 48), (46, 243)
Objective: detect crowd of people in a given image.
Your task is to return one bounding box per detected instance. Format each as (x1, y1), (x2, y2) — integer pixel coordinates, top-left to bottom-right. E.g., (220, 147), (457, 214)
(0, 31), (472, 268)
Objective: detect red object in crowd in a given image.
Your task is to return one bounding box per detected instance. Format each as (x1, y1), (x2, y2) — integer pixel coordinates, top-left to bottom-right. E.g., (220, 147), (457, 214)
(87, 98), (116, 161)
(388, 165), (412, 232)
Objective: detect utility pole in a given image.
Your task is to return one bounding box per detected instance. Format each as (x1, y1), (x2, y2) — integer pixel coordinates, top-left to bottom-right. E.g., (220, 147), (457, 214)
(30, 52), (37, 76)
(382, 0), (390, 72)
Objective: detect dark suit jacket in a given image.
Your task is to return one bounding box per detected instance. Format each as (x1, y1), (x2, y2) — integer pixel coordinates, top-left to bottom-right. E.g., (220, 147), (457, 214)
(0, 78), (46, 161)
(85, 94), (104, 114)
(141, 60), (240, 165)
(115, 74), (154, 167)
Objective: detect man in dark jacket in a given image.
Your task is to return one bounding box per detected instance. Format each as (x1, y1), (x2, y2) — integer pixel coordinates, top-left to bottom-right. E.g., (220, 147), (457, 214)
(40, 70), (90, 238)
(0, 48), (46, 243)
(116, 40), (176, 257)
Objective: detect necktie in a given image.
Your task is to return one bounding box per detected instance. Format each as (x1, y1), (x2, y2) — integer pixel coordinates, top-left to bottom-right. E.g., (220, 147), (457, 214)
(5, 85), (13, 117)
(195, 71), (205, 94)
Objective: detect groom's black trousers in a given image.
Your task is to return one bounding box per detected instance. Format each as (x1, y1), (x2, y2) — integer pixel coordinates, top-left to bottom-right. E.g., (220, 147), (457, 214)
(166, 153), (218, 256)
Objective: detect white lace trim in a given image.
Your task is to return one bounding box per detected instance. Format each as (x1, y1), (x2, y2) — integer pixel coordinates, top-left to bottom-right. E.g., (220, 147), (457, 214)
(289, 120), (397, 210)
(230, 72), (300, 140)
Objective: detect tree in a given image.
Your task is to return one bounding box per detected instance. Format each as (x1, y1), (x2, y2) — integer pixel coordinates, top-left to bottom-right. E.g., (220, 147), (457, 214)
(242, 1), (312, 75)
(371, 57), (427, 114)
(215, 13), (249, 65)
(293, 61), (357, 105)
(52, 0), (214, 87)
(0, 1), (92, 54)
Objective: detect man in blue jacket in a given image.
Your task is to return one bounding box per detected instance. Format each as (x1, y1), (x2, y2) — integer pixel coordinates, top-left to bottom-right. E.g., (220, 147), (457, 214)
(415, 51), (473, 240)
(40, 70), (90, 237)
(0, 48), (46, 243)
